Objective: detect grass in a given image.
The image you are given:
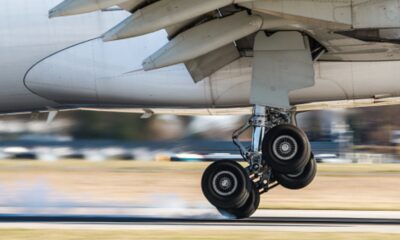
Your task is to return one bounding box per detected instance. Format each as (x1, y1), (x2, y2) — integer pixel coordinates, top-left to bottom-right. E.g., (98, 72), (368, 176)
(0, 160), (399, 211)
(0, 160), (210, 172)
(0, 161), (399, 239)
(0, 230), (399, 240)
(0, 160), (399, 174)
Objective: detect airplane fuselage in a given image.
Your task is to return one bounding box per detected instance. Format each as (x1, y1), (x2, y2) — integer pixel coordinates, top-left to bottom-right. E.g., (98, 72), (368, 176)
(2, 0), (400, 115)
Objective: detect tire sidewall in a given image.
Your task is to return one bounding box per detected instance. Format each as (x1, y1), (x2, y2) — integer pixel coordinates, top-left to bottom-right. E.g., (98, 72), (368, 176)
(218, 181), (260, 219)
(263, 124), (311, 174)
(202, 160), (250, 209)
(275, 157), (317, 190)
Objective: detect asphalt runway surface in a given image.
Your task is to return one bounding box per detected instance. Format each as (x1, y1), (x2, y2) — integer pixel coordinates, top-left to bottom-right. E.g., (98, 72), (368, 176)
(0, 210), (399, 233)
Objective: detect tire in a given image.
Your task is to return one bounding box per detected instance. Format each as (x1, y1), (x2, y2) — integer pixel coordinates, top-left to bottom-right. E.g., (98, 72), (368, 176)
(262, 124), (311, 174)
(275, 157), (317, 190)
(201, 160), (251, 209)
(218, 182), (260, 219)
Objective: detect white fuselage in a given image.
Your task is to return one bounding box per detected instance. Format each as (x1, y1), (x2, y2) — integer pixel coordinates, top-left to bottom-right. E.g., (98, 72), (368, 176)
(2, 0), (400, 115)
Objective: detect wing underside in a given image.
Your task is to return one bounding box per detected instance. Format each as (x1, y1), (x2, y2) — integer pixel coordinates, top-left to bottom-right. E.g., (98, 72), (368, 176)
(49, 0), (400, 82)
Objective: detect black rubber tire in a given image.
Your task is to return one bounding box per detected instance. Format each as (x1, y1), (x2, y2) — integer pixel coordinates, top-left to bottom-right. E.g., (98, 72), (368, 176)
(275, 157), (317, 190)
(262, 124), (311, 174)
(218, 182), (260, 219)
(201, 160), (251, 209)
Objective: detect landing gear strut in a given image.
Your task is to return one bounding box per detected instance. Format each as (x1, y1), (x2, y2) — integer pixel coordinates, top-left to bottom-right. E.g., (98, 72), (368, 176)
(201, 105), (317, 219)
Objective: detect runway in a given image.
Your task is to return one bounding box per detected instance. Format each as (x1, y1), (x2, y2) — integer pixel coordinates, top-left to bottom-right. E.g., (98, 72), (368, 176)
(0, 210), (399, 233)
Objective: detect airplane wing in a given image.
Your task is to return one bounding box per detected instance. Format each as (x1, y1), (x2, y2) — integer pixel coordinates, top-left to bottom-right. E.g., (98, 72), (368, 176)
(49, 0), (400, 82)
(117, 0), (143, 11)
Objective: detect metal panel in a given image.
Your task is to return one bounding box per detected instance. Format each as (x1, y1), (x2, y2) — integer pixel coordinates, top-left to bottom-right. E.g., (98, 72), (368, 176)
(118, 0), (145, 11)
(242, 0), (352, 26)
(352, 0), (400, 28)
(250, 31), (314, 109)
(142, 12), (262, 70)
(103, 0), (234, 41)
(185, 44), (240, 83)
(49, 0), (133, 17)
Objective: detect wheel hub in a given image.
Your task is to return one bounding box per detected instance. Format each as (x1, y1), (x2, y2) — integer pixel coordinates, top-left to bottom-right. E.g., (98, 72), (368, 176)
(212, 171), (238, 196)
(272, 135), (298, 160)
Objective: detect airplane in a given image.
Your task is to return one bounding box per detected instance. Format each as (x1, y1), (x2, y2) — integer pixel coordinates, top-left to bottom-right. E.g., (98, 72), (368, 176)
(2, 0), (400, 219)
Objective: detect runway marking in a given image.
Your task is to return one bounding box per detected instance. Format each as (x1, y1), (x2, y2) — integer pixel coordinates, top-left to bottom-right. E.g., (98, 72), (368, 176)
(0, 214), (399, 233)
(0, 215), (399, 225)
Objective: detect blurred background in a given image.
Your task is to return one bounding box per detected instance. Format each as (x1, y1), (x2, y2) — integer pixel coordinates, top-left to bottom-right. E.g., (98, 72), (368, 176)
(1, 107), (400, 240)
(1, 106), (400, 163)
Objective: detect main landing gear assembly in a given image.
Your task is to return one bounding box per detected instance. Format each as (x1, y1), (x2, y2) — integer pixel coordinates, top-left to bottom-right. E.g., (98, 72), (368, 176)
(201, 106), (317, 219)
(202, 31), (317, 218)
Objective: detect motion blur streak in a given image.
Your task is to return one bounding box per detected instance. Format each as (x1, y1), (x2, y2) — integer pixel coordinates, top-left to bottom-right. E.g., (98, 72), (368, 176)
(0, 179), (222, 219)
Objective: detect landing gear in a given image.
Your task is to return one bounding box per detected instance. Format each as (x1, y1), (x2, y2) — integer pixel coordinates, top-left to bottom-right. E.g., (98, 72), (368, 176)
(262, 124), (311, 174)
(218, 182), (260, 219)
(201, 160), (251, 209)
(274, 156), (317, 190)
(201, 105), (317, 219)
(201, 31), (317, 218)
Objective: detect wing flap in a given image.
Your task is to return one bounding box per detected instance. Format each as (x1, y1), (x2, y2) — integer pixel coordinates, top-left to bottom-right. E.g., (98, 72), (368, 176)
(185, 44), (240, 82)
